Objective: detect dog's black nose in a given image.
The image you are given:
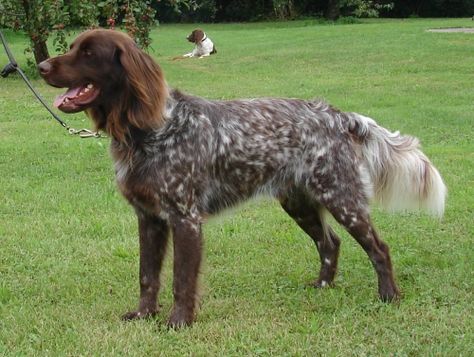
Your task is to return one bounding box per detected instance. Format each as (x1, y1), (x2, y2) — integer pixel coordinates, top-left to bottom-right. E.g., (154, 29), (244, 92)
(38, 60), (51, 75)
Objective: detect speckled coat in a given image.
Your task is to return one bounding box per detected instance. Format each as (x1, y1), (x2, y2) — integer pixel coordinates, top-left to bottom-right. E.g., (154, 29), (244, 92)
(39, 29), (446, 328)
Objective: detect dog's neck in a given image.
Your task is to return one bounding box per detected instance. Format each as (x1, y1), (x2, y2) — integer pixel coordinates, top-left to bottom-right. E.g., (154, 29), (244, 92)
(89, 83), (171, 144)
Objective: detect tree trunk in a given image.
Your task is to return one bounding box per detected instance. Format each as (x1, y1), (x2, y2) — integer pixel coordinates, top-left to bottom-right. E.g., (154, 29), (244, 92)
(32, 37), (50, 63)
(325, 0), (340, 20)
(22, 0), (50, 63)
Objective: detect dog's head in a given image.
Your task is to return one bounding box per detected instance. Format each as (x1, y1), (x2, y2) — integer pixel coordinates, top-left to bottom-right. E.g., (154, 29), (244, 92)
(186, 29), (205, 44)
(38, 29), (168, 141)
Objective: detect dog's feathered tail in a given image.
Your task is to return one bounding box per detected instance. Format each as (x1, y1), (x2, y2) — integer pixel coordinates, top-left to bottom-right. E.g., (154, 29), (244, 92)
(349, 114), (447, 217)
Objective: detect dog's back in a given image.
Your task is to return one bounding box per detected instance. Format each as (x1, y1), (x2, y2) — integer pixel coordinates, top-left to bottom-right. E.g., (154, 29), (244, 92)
(162, 90), (445, 218)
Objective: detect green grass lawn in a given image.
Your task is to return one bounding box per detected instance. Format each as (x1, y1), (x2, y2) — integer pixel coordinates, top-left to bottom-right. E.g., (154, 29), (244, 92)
(1, 18), (473, 356)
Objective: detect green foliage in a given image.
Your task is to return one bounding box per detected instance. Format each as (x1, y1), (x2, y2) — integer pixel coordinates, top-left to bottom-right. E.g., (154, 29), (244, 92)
(342, 0), (394, 18)
(152, 0), (393, 22)
(66, 0), (162, 49)
(216, 0), (274, 22)
(68, 0), (101, 27)
(388, 0), (474, 17)
(273, 0), (297, 19)
(152, 0), (472, 22)
(0, 0), (177, 66)
(121, 0), (157, 49)
(0, 0), (69, 63)
(176, 0), (217, 22)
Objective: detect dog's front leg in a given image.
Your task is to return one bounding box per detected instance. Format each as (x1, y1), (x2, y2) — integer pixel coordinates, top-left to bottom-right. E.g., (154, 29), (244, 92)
(122, 212), (169, 320)
(168, 216), (202, 328)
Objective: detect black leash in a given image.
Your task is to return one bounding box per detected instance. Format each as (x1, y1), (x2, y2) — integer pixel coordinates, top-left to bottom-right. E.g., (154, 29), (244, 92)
(0, 30), (102, 138)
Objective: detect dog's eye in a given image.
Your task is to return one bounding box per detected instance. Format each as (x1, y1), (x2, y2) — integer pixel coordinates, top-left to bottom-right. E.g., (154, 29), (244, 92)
(83, 49), (93, 57)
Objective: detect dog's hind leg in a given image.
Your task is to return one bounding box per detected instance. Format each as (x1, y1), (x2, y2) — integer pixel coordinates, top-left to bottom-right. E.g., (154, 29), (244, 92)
(279, 189), (341, 288)
(323, 200), (400, 302)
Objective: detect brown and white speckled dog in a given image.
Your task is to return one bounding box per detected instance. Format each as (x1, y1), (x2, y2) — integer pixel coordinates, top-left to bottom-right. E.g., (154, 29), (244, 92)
(38, 29), (446, 328)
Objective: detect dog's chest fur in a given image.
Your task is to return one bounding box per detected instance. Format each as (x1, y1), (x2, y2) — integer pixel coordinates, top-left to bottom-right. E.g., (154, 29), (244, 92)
(112, 89), (361, 222)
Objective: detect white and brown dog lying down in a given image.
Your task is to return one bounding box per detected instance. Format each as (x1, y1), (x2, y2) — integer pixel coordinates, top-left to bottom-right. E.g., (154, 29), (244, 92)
(173, 28), (216, 60)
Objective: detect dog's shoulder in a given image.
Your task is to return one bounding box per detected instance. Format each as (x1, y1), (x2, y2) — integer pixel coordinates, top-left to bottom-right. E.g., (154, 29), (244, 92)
(165, 89), (216, 125)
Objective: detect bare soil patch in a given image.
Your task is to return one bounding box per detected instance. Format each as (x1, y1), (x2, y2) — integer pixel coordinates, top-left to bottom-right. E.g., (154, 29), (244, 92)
(427, 27), (474, 33)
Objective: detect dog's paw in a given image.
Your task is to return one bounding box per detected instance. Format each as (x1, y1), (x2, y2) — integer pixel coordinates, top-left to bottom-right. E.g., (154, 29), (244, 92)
(121, 309), (157, 321)
(313, 279), (332, 288)
(379, 288), (401, 303)
(167, 307), (194, 329)
(167, 316), (193, 329)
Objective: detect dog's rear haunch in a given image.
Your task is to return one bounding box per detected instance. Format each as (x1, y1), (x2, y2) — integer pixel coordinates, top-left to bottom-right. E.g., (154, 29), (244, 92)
(38, 29), (446, 328)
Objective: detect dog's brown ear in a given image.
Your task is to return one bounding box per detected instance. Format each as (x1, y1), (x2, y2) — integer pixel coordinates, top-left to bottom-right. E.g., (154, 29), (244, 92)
(108, 41), (168, 142)
(194, 29), (205, 43)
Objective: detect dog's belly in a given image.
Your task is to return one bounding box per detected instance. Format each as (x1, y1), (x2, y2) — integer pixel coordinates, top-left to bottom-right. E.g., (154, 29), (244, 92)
(198, 157), (294, 215)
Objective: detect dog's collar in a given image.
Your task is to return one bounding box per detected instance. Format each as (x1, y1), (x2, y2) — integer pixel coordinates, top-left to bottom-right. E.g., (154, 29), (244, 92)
(201, 35), (207, 42)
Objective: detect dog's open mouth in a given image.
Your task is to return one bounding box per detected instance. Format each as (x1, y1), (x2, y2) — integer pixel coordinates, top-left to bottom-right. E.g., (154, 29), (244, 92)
(54, 83), (100, 113)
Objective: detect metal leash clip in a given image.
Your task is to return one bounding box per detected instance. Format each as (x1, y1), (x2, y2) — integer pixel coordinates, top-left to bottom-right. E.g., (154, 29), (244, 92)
(68, 128), (103, 138)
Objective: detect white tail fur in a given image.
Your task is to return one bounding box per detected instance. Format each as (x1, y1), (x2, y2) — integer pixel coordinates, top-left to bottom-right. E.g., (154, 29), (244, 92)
(350, 114), (447, 217)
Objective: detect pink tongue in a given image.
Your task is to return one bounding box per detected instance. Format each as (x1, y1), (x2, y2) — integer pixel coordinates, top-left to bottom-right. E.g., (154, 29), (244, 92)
(54, 86), (83, 108)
